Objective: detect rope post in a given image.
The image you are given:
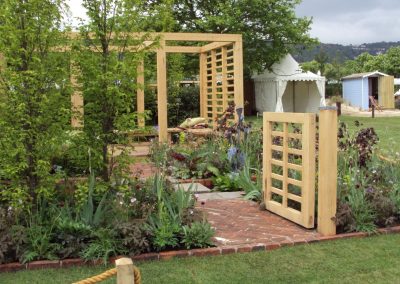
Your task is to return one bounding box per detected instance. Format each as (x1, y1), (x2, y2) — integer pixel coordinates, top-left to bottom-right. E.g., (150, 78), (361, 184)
(372, 104), (375, 118)
(116, 258), (135, 284)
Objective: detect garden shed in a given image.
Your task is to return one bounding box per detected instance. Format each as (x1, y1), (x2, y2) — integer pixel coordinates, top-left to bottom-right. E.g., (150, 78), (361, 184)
(342, 71), (395, 110)
(252, 54), (326, 113)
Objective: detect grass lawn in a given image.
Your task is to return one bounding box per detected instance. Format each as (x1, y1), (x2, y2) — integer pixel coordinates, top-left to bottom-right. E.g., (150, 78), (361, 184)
(247, 115), (400, 153)
(3, 234), (400, 284)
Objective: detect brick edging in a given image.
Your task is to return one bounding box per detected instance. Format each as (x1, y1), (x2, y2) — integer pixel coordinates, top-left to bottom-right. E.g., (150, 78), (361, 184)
(1, 225), (400, 273)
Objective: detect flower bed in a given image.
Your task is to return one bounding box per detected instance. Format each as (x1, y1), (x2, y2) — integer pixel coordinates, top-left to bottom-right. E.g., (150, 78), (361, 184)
(0, 174), (215, 266)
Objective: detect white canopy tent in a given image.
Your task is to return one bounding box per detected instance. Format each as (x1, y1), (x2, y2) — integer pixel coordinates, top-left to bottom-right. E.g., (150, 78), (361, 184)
(252, 54), (326, 113)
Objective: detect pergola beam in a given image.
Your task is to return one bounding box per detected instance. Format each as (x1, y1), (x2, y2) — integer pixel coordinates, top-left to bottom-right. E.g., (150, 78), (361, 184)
(66, 32), (241, 42)
(165, 46), (202, 53)
(201, 41), (234, 53)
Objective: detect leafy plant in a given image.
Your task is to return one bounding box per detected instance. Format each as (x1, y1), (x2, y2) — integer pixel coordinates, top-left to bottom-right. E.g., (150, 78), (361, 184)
(22, 202), (61, 263)
(79, 171), (110, 228)
(347, 188), (376, 233)
(237, 160), (262, 202)
(181, 221), (215, 249)
(114, 220), (149, 256)
(0, 208), (26, 264)
(212, 173), (240, 192)
(80, 228), (126, 265)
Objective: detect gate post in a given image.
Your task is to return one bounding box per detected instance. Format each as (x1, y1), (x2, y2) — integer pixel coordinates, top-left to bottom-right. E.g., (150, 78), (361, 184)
(317, 107), (337, 236)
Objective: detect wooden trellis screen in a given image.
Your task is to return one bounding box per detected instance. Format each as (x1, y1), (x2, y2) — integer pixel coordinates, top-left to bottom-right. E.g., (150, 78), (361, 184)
(200, 44), (237, 124)
(263, 112), (316, 229)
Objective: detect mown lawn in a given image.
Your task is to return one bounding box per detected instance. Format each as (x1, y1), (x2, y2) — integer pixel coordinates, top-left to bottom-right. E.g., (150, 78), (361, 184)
(2, 234), (400, 284)
(247, 115), (400, 152)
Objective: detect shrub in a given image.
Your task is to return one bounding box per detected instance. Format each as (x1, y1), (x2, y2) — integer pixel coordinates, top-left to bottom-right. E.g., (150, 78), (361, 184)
(80, 228), (126, 265)
(181, 221), (215, 249)
(0, 208), (26, 264)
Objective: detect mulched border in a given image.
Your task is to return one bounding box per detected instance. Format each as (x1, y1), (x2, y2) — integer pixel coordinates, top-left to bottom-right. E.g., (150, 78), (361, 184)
(1, 226), (400, 273)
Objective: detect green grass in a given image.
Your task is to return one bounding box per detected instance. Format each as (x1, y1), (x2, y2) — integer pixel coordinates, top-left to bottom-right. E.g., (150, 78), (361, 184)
(246, 115), (400, 152)
(338, 116), (400, 153)
(3, 234), (400, 284)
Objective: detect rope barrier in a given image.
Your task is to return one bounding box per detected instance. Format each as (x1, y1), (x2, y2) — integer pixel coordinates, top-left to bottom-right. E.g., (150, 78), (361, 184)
(73, 266), (141, 284)
(378, 154), (398, 164)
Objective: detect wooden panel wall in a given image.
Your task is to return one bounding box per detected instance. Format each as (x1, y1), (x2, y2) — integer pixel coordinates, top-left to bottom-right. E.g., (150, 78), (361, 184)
(378, 75), (395, 108)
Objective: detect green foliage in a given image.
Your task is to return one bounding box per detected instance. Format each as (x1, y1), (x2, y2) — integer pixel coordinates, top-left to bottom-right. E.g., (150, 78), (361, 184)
(0, 208), (26, 264)
(238, 160), (262, 202)
(80, 228), (126, 265)
(114, 219), (149, 256)
(181, 221), (215, 249)
(54, 212), (92, 259)
(75, 0), (163, 180)
(78, 172), (110, 228)
(346, 188), (376, 233)
(22, 201), (62, 263)
(341, 47), (400, 77)
(212, 173), (240, 192)
(0, 0), (71, 205)
(145, 174), (209, 251)
(336, 121), (400, 233)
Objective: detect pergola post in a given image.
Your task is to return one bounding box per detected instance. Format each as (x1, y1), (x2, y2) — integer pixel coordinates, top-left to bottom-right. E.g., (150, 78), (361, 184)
(70, 61), (84, 128)
(233, 39), (244, 115)
(157, 39), (168, 142)
(199, 52), (207, 118)
(137, 60), (145, 127)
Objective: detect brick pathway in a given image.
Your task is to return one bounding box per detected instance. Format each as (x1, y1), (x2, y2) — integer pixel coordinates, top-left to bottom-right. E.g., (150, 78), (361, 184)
(129, 162), (321, 247)
(198, 199), (321, 246)
(129, 162), (157, 179)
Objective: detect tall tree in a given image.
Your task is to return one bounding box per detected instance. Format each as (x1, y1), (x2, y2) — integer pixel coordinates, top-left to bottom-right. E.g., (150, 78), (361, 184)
(161, 0), (316, 75)
(75, 0), (163, 181)
(0, 0), (70, 206)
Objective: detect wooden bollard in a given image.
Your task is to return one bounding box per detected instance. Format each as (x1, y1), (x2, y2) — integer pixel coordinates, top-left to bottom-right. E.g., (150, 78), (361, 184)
(317, 107), (337, 236)
(116, 258), (135, 284)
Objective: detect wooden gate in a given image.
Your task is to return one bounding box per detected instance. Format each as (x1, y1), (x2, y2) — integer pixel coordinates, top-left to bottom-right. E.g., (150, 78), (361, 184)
(263, 112), (316, 228)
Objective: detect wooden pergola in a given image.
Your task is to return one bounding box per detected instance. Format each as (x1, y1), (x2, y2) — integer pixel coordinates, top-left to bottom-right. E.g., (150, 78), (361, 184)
(71, 32), (244, 142)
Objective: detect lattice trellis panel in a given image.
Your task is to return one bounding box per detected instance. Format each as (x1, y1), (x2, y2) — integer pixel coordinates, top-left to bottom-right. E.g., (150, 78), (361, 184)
(263, 112), (316, 228)
(200, 44), (235, 126)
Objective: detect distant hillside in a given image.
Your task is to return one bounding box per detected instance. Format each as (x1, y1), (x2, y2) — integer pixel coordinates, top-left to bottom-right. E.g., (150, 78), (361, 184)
(293, 41), (400, 63)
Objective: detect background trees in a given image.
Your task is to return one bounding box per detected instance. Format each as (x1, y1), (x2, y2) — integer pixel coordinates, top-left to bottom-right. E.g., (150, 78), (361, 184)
(153, 0), (316, 76)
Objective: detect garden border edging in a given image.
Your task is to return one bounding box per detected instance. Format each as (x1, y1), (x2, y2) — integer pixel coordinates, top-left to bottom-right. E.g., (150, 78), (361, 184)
(1, 225), (400, 273)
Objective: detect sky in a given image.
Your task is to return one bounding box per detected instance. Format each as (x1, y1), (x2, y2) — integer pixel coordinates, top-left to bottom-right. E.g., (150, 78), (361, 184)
(67, 0), (400, 45)
(296, 0), (400, 45)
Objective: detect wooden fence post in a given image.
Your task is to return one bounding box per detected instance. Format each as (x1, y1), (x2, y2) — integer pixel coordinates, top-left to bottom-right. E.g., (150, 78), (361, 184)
(318, 107), (337, 236)
(116, 257), (135, 284)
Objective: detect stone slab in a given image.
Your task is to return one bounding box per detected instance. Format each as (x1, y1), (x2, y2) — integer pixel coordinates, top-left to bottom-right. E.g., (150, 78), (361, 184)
(197, 191), (245, 201)
(174, 182), (211, 193)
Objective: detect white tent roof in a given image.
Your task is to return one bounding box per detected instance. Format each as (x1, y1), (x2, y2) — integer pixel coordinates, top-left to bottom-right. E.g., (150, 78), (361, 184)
(252, 54), (325, 82)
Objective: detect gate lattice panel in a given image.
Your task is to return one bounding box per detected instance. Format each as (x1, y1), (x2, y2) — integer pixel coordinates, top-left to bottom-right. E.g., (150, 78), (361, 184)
(263, 112), (316, 228)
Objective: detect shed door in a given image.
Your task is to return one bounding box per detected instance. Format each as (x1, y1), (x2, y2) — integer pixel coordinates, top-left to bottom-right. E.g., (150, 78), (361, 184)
(378, 76), (395, 108)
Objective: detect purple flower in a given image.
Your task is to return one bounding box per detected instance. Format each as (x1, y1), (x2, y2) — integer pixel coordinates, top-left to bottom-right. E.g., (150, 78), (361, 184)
(227, 146), (237, 161)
